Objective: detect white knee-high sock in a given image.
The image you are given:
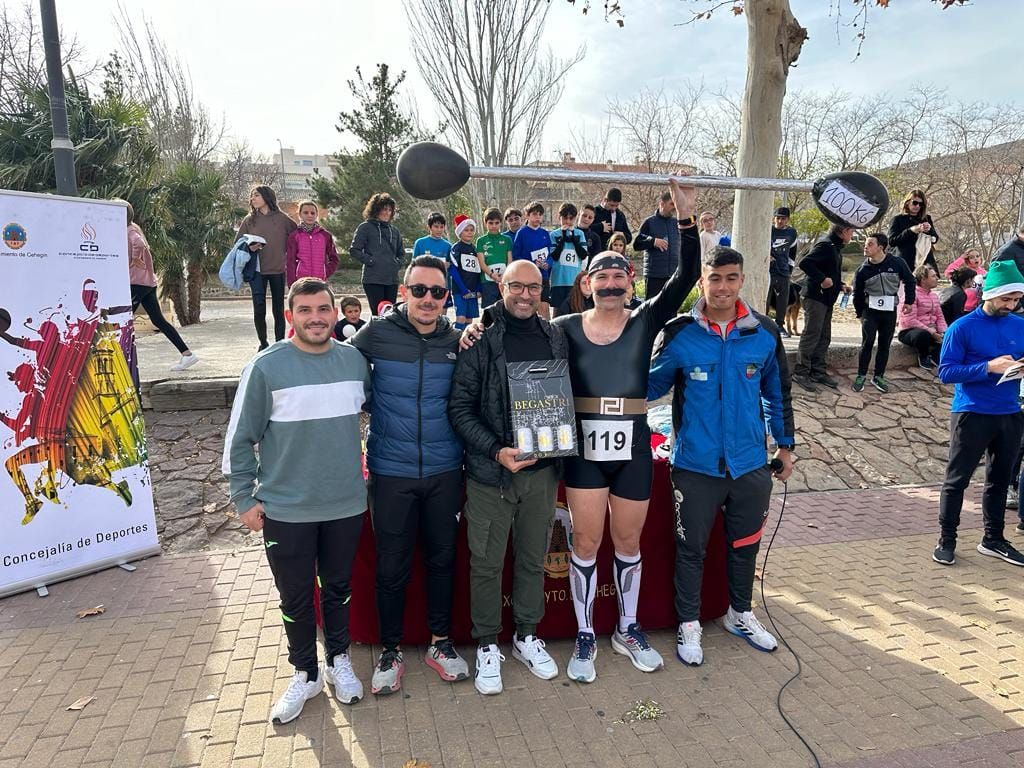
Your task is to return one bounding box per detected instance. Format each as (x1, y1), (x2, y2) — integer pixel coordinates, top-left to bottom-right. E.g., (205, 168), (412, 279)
(570, 554), (597, 635)
(614, 551), (642, 633)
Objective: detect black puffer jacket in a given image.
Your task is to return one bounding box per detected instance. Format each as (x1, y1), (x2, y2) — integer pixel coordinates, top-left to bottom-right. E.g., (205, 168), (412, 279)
(448, 302), (568, 488)
(799, 232), (846, 306)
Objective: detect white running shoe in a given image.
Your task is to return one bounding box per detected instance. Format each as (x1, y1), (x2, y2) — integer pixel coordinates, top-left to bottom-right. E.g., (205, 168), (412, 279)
(611, 623), (664, 673)
(566, 631), (597, 683)
(170, 352), (199, 371)
(676, 621), (703, 666)
(323, 653), (362, 704)
(721, 607), (778, 653)
(474, 644), (505, 695)
(269, 669), (324, 724)
(511, 634), (558, 680)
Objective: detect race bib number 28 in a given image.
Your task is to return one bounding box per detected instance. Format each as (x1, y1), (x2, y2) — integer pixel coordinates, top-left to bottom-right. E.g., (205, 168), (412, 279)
(581, 419), (633, 461)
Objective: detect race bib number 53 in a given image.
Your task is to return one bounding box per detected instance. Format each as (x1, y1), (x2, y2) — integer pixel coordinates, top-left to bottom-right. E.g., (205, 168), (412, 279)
(581, 419), (633, 461)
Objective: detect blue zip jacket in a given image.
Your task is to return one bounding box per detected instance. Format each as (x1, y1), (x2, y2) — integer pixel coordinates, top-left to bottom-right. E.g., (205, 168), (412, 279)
(349, 306), (464, 478)
(938, 307), (1024, 415)
(648, 299), (795, 478)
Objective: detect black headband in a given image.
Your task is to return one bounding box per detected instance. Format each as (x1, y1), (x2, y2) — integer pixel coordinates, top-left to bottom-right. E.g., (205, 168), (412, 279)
(587, 252), (631, 275)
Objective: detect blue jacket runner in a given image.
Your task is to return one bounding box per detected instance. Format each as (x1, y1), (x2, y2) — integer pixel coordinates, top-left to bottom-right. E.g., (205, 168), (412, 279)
(648, 298), (795, 478)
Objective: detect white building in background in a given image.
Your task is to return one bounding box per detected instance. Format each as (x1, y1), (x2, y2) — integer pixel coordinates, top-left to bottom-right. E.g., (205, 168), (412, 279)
(272, 147), (337, 203)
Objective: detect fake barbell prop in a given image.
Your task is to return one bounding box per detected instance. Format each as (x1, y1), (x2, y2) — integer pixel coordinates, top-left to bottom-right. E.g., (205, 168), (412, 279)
(395, 141), (889, 229)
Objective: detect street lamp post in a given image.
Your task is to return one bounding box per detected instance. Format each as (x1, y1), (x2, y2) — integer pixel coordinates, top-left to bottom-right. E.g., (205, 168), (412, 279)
(40, 0), (77, 196)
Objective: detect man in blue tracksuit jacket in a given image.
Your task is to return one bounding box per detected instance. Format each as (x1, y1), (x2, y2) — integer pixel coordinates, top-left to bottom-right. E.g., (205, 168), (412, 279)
(348, 255), (469, 694)
(648, 245), (795, 668)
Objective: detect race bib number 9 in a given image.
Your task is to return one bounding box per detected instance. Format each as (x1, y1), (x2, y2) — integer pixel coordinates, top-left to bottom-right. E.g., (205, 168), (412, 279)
(869, 295), (895, 311)
(581, 419), (633, 462)
(461, 253), (481, 272)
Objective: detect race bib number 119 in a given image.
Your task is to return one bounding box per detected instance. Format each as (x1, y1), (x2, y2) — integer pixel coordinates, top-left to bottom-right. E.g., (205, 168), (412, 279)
(581, 419), (633, 461)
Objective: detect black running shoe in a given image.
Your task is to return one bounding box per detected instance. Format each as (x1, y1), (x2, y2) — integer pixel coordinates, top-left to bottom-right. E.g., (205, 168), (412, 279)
(793, 374), (818, 392)
(977, 539), (1024, 566)
(932, 543), (955, 565)
(1016, 522), (1024, 535)
(812, 373), (839, 390)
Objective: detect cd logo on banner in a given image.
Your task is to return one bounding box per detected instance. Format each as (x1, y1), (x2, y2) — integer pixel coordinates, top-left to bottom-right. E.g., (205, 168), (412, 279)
(80, 223), (99, 253)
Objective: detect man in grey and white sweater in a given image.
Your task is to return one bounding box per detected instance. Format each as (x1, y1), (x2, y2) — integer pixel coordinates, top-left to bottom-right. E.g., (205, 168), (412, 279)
(223, 277), (371, 724)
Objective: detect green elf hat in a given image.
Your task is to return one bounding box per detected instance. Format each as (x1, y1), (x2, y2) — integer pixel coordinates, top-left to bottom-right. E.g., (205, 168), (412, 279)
(982, 260), (1024, 300)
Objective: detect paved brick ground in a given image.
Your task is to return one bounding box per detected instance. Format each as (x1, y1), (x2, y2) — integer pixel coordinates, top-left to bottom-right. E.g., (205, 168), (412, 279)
(2, 483), (1023, 767)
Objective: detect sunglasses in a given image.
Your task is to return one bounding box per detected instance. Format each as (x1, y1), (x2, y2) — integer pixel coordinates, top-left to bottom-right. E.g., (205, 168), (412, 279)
(908, 200), (923, 207)
(406, 284), (448, 300)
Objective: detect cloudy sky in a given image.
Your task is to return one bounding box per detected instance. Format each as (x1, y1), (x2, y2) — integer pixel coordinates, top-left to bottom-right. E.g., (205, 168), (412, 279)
(48, 0), (1018, 163)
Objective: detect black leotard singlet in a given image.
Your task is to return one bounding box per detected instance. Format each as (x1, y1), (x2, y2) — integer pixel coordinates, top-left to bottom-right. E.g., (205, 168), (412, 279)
(553, 227), (700, 460)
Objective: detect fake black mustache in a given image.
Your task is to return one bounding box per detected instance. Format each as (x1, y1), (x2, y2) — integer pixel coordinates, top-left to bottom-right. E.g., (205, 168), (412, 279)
(595, 287), (627, 297)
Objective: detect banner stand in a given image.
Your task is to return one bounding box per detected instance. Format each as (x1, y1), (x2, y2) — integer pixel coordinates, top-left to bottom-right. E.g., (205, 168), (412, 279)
(0, 189), (161, 600)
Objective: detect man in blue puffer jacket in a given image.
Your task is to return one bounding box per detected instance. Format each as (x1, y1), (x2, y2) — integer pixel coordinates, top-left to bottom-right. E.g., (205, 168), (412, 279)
(348, 255), (468, 695)
(648, 245), (795, 669)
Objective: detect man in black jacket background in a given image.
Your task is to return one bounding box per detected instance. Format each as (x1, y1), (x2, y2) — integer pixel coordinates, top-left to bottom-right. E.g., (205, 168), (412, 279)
(794, 224), (853, 392)
(633, 192), (679, 299)
(448, 260), (567, 696)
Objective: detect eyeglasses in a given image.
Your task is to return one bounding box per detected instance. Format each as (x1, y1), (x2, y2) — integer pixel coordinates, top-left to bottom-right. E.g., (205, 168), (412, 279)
(406, 284), (448, 300)
(504, 281), (543, 295)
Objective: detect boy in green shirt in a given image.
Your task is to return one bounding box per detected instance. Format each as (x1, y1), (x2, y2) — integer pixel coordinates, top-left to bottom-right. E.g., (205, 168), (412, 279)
(476, 207), (513, 308)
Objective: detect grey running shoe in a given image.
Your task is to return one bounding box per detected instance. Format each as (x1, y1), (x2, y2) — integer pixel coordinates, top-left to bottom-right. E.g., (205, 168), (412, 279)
(425, 638), (469, 682)
(611, 623), (664, 673)
(371, 648), (404, 695)
(676, 621), (703, 666)
(721, 607), (778, 653)
(269, 669), (323, 724)
(323, 653), (362, 704)
(977, 539), (1024, 566)
(567, 631), (597, 683)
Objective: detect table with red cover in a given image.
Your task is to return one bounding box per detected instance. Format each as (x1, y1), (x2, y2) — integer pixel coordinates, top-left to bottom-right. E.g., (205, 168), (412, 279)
(327, 460), (729, 644)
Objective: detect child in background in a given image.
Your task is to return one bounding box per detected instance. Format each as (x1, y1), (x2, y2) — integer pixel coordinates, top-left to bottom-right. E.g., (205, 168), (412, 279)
(476, 207), (513, 308)
(286, 201), (339, 284)
(512, 201), (552, 317)
(549, 202), (590, 310)
(334, 296), (366, 341)
(413, 212), (452, 259)
(449, 215), (482, 329)
(607, 231), (629, 256)
(578, 204), (602, 261)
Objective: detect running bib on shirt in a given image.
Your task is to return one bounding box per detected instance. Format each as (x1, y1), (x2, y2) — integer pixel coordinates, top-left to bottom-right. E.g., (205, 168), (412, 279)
(461, 253), (481, 272)
(561, 249), (579, 267)
(869, 295), (895, 311)
(531, 247), (548, 265)
(581, 419), (633, 462)
(489, 262), (506, 279)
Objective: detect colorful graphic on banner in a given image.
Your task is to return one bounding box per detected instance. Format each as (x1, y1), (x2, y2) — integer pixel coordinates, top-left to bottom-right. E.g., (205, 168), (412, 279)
(0, 191), (159, 598)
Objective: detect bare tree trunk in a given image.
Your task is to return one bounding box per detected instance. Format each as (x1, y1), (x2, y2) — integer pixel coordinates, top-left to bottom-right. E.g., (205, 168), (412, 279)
(731, 0), (806, 313)
(185, 260), (205, 325)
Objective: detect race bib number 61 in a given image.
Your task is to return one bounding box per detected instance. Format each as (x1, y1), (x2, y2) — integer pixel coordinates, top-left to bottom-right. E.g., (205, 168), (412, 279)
(581, 419), (633, 461)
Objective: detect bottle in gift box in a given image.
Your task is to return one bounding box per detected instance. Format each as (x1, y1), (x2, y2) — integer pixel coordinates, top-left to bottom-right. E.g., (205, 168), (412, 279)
(537, 426), (554, 453)
(557, 424), (574, 451)
(516, 427), (534, 453)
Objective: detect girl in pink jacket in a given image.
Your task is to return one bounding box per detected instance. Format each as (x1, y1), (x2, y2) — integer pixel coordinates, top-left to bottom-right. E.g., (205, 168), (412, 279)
(286, 201), (339, 285)
(898, 263), (947, 370)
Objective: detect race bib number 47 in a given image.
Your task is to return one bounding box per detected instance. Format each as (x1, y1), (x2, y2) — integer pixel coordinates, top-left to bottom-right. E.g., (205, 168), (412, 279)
(581, 419), (633, 462)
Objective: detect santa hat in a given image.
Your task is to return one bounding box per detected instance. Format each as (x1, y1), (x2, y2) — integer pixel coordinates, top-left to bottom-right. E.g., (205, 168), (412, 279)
(454, 214), (476, 238)
(981, 260), (1024, 300)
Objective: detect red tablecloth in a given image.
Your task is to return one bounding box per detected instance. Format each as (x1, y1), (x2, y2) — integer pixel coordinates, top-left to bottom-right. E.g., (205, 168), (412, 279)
(330, 461), (728, 645)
